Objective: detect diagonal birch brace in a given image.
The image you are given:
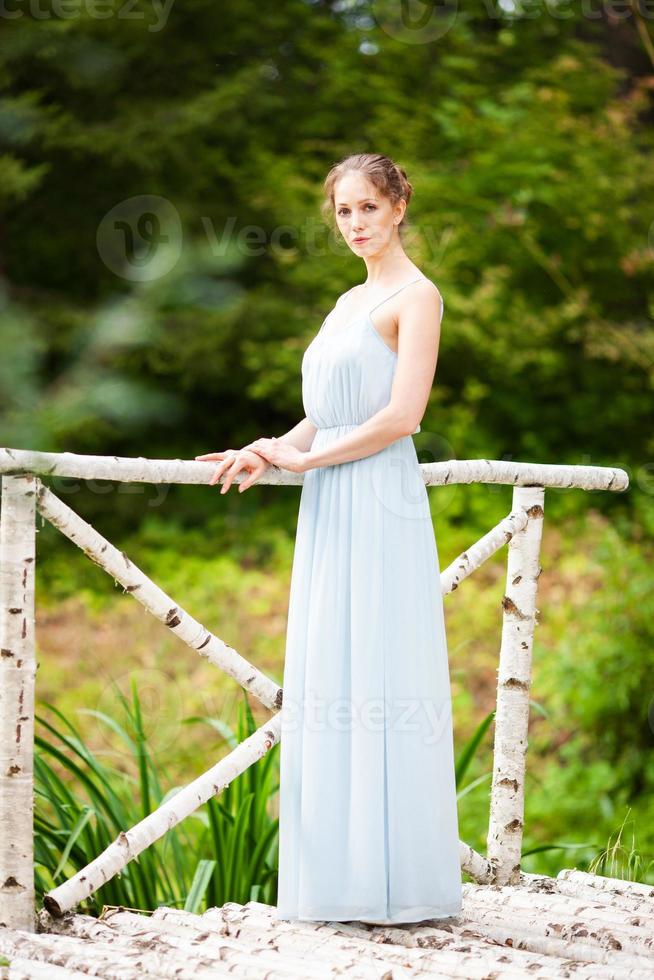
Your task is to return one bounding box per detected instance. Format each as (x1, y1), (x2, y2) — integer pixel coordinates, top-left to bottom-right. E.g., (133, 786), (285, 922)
(0, 475), (37, 932)
(440, 507), (530, 596)
(487, 486), (545, 884)
(43, 712), (283, 917)
(35, 482), (282, 712)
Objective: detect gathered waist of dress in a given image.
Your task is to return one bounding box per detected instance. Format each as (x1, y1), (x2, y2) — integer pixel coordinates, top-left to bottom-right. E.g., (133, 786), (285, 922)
(310, 419), (421, 434)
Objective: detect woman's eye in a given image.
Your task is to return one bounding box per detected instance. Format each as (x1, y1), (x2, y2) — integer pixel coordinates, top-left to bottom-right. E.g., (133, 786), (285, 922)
(337, 205), (376, 216)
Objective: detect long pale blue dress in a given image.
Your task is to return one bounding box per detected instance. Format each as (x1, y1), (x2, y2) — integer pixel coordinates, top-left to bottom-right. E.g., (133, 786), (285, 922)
(275, 274), (462, 925)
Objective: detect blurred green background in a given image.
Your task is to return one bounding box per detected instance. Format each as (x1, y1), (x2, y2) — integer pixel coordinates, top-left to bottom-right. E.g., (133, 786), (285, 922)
(2, 0), (654, 904)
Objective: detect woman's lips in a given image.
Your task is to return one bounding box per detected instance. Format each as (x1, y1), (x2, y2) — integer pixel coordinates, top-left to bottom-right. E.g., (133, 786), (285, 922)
(352, 237), (369, 243)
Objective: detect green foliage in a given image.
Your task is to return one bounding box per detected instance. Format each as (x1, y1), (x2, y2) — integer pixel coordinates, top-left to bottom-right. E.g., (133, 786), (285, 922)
(538, 520), (654, 799)
(455, 708), (494, 794)
(34, 680), (279, 915)
(0, 2), (651, 494)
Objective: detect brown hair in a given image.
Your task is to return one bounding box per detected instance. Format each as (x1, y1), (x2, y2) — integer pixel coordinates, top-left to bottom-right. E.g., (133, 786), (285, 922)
(321, 153), (414, 237)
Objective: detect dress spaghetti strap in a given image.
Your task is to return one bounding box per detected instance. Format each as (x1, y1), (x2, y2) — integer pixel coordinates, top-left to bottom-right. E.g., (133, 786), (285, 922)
(368, 274), (428, 316)
(320, 276), (443, 341)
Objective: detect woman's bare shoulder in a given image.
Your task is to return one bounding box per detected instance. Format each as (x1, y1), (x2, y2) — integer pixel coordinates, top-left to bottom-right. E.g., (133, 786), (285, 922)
(409, 275), (443, 310)
(334, 284), (361, 305)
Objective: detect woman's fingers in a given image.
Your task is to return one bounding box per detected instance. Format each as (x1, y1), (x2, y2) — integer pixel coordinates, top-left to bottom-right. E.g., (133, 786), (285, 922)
(238, 458), (269, 493)
(199, 448), (269, 493)
(209, 459), (233, 487)
(218, 455), (248, 494)
(208, 454), (237, 486)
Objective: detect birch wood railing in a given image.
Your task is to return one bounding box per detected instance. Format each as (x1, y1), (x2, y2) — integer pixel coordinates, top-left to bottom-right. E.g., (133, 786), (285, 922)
(0, 447), (629, 932)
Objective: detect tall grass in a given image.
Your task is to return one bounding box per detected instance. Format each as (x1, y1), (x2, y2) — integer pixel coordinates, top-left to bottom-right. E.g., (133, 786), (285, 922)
(588, 810), (654, 883)
(34, 680), (280, 915)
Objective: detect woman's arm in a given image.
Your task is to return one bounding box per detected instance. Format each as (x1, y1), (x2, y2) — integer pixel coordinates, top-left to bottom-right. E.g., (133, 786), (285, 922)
(276, 416), (317, 453)
(297, 281), (442, 470)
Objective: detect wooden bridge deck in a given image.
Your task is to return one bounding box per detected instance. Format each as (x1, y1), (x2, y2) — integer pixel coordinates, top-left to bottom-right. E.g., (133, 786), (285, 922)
(1, 869), (653, 978)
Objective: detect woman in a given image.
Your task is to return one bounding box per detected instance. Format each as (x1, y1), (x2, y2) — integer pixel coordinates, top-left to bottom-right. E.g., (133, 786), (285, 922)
(196, 153), (462, 925)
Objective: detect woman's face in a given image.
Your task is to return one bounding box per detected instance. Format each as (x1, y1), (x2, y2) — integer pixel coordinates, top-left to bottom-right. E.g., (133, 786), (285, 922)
(333, 171), (405, 255)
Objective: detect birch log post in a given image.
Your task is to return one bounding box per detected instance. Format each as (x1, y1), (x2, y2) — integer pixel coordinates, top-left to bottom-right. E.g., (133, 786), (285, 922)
(0, 475), (37, 932)
(486, 485), (545, 885)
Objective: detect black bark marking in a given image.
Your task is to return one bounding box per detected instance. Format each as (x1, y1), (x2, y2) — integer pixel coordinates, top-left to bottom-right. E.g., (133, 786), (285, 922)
(501, 596), (530, 620)
(504, 677), (528, 691)
(166, 607), (181, 628)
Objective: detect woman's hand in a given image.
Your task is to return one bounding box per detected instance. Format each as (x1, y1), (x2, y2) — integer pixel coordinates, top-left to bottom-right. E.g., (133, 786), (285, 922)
(195, 447), (271, 494)
(246, 437), (310, 474)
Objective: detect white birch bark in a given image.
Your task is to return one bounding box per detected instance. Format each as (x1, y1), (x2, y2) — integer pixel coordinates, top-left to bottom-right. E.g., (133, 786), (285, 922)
(464, 885), (654, 936)
(43, 712), (282, 918)
(486, 486), (545, 884)
(557, 868), (654, 902)
(523, 870), (654, 915)
(31, 902), (619, 980)
(0, 953), (93, 979)
(457, 886), (654, 969)
(0, 476), (37, 933)
(0, 928), (235, 979)
(165, 899), (654, 978)
(42, 908), (424, 980)
(459, 840), (493, 883)
(440, 507), (530, 596)
(21, 873), (654, 980)
(0, 446), (629, 492)
(36, 483), (282, 712)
